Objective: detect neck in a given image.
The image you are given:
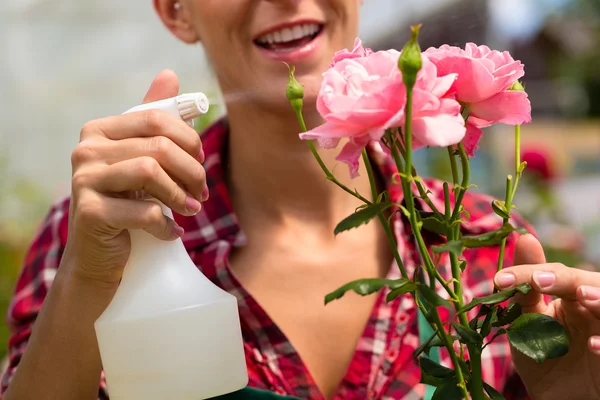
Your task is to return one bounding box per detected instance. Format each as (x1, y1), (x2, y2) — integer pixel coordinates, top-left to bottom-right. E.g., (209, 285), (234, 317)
(226, 99), (373, 233)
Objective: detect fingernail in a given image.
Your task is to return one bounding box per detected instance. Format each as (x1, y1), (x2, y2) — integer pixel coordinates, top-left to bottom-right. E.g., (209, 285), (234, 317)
(201, 187), (209, 202)
(590, 337), (600, 354)
(198, 148), (205, 162)
(185, 196), (202, 214)
(173, 224), (185, 238)
(495, 272), (515, 288)
(533, 271), (555, 288)
(581, 286), (600, 301)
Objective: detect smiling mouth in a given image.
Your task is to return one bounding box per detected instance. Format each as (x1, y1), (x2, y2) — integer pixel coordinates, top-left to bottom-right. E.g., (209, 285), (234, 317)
(254, 23), (324, 53)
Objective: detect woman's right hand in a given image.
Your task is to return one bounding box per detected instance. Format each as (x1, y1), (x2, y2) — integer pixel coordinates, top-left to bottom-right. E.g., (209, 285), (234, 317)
(64, 69), (207, 286)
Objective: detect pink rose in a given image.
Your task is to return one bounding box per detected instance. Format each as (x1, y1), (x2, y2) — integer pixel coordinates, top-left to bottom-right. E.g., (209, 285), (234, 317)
(425, 43), (532, 155)
(329, 38), (373, 67)
(301, 44), (466, 178)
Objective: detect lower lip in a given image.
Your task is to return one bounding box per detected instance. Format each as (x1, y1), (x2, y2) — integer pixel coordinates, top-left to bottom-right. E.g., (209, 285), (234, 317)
(254, 29), (324, 64)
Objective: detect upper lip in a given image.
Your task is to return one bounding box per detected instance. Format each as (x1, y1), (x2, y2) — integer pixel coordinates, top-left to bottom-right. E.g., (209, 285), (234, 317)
(253, 19), (324, 41)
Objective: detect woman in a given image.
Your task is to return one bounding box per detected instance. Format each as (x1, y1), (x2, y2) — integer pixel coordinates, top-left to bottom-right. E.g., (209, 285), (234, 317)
(2, 0), (600, 399)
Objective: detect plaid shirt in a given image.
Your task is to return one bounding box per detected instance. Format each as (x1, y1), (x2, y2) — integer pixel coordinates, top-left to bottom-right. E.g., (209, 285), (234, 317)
(1, 119), (531, 399)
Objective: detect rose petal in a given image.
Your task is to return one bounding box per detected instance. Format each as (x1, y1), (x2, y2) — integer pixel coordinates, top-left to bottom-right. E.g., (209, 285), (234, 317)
(411, 114), (466, 148)
(469, 90), (532, 126)
(462, 123), (484, 157)
(335, 135), (372, 178)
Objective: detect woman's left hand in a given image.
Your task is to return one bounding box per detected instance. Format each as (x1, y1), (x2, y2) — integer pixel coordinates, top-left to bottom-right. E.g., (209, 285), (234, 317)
(494, 234), (600, 400)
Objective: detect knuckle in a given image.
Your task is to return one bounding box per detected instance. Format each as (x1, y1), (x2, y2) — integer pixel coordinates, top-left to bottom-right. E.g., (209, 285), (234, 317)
(79, 120), (99, 140)
(149, 135), (175, 158)
(144, 203), (166, 226)
(72, 168), (93, 191)
(168, 186), (185, 208)
(136, 157), (161, 183)
(71, 141), (98, 167)
(76, 191), (105, 225)
(143, 109), (167, 132)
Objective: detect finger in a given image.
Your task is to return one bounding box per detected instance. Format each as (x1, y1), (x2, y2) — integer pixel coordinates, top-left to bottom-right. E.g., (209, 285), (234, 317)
(105, 197), (184, 241)
(578, 286), (600, 319)
(85, 137), (207, 200)
(588, 336), (600, 356)
(495, 234), (548, 311)
(498, 262), (600, 300)
(79, 111), (203, 161)
(142, 69), (179, 104)
(513, 233), (546, 266)
(77, 191), (183, 241)
(87, 157), (203, 216)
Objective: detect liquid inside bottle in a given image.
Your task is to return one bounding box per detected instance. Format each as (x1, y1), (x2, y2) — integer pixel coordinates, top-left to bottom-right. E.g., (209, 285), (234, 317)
(95, 203), (248, 399)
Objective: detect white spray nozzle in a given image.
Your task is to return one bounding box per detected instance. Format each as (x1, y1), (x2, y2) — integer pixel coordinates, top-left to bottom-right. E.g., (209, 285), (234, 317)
(176, 92), (210, 120)
(123, 92), (210, 127)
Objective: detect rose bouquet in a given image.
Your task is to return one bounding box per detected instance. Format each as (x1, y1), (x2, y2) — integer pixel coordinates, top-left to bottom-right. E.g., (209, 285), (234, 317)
(286, 26), (570, 399)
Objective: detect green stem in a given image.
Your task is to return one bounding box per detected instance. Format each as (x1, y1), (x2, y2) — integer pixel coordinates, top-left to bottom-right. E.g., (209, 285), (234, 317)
(446, 141), (486, 400)
(362, 150), (410, 280)
(293, 109), (372, 205)
(450, 143), (470, 222)
(396, 87), (470, 397)
(495, 124), (523, 286)
(429, 305), (470, 399)
(447, 146), (460, 188)
(468, 347), (485, 399)
(390, 145), (436, 276)
(515, 125), (521, 174)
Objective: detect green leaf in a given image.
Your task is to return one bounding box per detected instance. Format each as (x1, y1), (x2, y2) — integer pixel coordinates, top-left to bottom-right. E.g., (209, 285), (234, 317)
(507, 313), (570, 363)
(452, 322), (482, 346)
(459, 283), (532, 314)
(485, 328), (507, 347)
(430, 223), (529, 254)
(483, 382), (506, 400)
(518, 161), (527, 175)
(419, 284), (454, 311)
(462, 209), (471, 221)
(413, 330), (438, 358)
(419, 212), (449, 236)
(469, 305), (492, 330)
(386, 280), (418, 302)
(419, 357), (456, 387)
(479, 310), (498, 338)
(432, 240), (463, 256)
(459, 260), (467, 272)
(334, 202), (392, 235)
(493, 303), (522, 327)
(385, 279), (418, 302)
(415, 335), (460, 358)
(461, 223), (528, 249)
(432, 379), (463, 400)
(492, 200), (510, 220)
(325, 278), (410, 304)
(399, 205), (411, 218)
(376, 190), (390, 204)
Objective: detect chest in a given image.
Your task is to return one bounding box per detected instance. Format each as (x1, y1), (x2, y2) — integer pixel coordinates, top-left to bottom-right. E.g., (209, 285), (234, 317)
(228, 224), (393, 399)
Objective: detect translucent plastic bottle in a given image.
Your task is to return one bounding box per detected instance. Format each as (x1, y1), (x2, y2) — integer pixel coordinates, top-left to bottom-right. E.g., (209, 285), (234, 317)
(94, 93), (248, 400)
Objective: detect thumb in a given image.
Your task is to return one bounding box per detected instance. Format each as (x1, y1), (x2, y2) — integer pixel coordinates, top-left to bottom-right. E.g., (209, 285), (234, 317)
(496, 233), (548, 314)
(513, 233), (546, 266)
(142, 69), (180, 104)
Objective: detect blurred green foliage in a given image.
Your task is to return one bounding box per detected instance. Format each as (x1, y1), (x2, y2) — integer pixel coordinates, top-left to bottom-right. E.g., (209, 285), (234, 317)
(552, 0), (600, 117)
(0, 155), (51, 362)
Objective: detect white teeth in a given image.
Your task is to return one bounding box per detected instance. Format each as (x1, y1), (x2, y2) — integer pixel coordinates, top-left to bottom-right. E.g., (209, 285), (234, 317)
(256, 23), (321, 45)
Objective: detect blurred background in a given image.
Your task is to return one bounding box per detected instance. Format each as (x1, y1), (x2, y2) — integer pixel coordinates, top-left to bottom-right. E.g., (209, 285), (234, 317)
(0, 0), (598, 371)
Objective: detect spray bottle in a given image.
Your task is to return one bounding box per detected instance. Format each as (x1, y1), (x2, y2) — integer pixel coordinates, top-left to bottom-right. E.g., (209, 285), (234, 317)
(94, 93), (248, 400)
